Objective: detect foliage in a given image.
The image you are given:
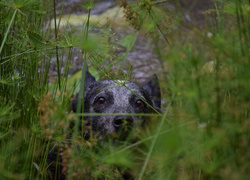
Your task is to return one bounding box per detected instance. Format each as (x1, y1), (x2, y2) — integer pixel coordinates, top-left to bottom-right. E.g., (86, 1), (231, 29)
(0, 0), (249, 179)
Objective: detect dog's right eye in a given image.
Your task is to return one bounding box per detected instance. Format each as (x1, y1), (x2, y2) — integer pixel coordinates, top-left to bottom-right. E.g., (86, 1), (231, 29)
(135, 100), (144, 108)
(96, 97), (106, 105)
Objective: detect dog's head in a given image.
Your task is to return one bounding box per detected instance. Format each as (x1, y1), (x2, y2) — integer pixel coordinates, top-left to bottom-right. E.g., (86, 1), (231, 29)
(72, 68), (161, 137)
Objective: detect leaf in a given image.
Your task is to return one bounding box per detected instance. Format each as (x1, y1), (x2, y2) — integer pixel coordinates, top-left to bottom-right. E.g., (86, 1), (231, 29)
(117, 34), (137, 53)
(27, 30), (47, 47)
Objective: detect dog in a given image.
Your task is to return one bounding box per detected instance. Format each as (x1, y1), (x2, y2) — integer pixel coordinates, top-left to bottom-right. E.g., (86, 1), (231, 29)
(71, 66), (161, 138)
(46, 66), (161, 179)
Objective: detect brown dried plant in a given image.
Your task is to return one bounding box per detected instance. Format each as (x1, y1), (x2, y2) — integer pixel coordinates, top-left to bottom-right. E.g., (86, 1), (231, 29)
(39, 91), (103, 178)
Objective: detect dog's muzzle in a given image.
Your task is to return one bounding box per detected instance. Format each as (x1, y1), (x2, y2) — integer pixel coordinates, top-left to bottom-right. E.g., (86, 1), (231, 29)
(113, 116), (133, 129)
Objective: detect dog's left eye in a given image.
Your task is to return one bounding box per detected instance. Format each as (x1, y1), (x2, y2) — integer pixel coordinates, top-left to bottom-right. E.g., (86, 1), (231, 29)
(135, 100), (144, 108)
(96, 97), (106, 105)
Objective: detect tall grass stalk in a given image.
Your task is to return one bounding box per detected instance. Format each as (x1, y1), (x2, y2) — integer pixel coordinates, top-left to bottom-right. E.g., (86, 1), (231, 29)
(0, 9), (17, 55)
(67, 6), (92, 180)
(53, 0), (61, 90)
(125, 85), (161, 114)
(138, 93), (174, 180)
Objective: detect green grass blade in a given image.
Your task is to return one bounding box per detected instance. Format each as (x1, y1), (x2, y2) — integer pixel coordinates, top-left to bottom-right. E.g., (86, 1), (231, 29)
(138, 93), (175, 180)
(0, 9), (17, 56)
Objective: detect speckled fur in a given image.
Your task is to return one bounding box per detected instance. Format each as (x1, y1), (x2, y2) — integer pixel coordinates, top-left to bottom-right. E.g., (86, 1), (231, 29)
(72, 67), (161, 137)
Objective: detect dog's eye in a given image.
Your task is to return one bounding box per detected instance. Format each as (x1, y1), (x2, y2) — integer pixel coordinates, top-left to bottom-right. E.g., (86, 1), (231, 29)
(97, 97), (106, 105)
(135, 100), (144, 108)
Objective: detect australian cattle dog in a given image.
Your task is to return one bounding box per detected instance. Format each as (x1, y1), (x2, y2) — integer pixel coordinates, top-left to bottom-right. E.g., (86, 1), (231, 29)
(71, 66), (161, 138)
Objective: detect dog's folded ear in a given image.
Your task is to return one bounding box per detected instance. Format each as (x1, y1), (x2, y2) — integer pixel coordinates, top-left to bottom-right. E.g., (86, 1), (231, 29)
(142, 74), (161, 109)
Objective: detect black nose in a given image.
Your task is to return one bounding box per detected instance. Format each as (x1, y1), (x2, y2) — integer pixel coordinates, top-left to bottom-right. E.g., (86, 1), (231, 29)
(113, 116), (133, 128)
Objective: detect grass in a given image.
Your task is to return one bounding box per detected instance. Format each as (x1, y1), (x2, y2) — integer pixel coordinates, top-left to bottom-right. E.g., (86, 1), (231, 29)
(0, 0), (249, 179)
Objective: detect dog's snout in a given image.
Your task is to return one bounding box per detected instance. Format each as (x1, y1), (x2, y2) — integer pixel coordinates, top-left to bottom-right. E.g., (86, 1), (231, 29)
(113, 116), (133, 128)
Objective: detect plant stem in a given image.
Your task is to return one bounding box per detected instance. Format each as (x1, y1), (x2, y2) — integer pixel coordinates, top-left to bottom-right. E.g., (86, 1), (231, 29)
(125, 85), (162, 115)
(149, 11), (169, 44)
(0, 9), (17, 56)
(53, 0), (61, 90)
(68, 8), (91, 180)
(57, 0), (65, 30)
(138, 93), (175, 180)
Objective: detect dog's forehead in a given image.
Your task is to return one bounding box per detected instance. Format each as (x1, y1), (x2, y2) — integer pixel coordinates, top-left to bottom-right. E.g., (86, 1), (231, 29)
(91, 80), (143, 97)
(102, 80), (141, 91)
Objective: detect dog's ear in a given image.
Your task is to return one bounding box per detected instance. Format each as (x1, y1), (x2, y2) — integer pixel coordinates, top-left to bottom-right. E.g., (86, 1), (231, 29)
(85, 65), (96, 88)
(142, 74), (161, 109)
(72, 65), (96, 112)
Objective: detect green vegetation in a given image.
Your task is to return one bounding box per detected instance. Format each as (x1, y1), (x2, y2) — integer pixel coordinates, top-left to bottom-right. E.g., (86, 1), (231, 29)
(0, 0), (249, 179)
